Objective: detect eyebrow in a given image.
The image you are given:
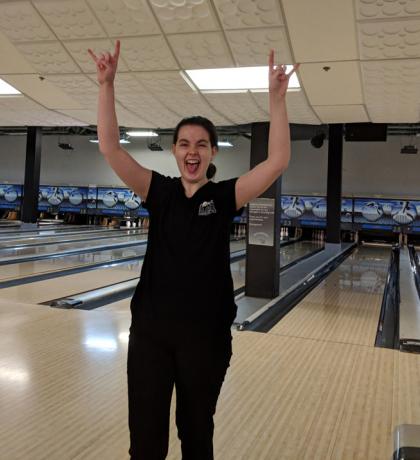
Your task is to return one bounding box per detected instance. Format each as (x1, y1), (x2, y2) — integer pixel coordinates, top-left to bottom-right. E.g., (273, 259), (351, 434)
(178, 138), (209, 144)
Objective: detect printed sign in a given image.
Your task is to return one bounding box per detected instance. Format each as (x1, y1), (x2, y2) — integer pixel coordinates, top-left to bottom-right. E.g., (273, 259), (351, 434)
(248, 198), (275, 246)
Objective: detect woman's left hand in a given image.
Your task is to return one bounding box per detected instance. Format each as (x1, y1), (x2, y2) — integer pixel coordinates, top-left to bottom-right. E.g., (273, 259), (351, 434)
(269, 50), (300, 99)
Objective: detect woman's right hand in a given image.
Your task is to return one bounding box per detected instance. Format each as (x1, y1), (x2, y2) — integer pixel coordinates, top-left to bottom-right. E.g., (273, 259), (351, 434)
(88, 39), (120, 85)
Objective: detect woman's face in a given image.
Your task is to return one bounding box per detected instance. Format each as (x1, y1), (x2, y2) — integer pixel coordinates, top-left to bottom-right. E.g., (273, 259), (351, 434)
(172, 124), (217, 184)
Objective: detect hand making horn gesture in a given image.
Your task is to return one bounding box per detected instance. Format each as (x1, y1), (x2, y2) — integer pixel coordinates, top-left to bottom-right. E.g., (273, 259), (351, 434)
(268, 50), (300, 99)
(88, 39), (121, 85)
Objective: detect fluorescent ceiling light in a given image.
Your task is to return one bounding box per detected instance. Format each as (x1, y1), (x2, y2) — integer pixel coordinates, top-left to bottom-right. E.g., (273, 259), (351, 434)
(89, 138), (130, 144)
(0, 78), (21, 95)
(185, 66), (300, 92)
(218, 141), (233, 147)
(127, 131), (158, 137)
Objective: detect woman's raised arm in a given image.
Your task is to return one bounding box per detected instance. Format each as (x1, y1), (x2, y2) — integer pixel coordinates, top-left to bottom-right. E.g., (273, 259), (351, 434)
(235, 51), (299, 210)
(88, 40), (152, 201)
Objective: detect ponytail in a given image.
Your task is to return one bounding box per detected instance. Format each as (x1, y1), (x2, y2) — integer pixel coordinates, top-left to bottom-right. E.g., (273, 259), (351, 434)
(206, 163), (216, 180)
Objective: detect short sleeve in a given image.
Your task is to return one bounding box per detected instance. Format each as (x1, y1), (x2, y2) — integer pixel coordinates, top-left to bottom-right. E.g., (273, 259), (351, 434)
(142, 170), (173, 215)
(216, 177), (244, 219)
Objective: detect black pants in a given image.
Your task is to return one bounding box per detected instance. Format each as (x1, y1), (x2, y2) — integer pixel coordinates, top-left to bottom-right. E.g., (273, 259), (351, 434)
(127, 320), (232, 460)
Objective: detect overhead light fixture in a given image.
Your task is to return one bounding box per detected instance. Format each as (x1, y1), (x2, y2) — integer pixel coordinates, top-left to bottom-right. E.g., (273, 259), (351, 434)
(310, 133), (326, 149)
(218, 141), (233, 147)
(126, 130), (158, 137)
(401, 145), (417, 154)
(184, 66), (300, 93)
(0, 78), (21, 96)
(58, 142), (74, 150)
(89, 138), (130, 144)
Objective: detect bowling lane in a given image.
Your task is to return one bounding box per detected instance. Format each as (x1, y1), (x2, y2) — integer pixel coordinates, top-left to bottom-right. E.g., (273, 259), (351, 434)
(269, 245), (390, 346)
(0, 238), (245, 283)
(0, 224), (101, 236)
(0, 245), (146, 283)
(280, 240), (323, 265)
(0, 240), (248, 304)
(102, 240), (320, 313)
(0, 228), (147, 249)
(0, 233), (147, 259)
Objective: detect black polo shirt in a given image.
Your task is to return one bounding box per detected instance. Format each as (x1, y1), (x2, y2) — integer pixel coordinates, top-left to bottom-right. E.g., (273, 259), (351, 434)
(130, 170), (242, 330)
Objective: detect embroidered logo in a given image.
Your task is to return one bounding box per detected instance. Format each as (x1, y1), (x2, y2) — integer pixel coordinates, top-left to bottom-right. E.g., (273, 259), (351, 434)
(198, 200), (217, 216)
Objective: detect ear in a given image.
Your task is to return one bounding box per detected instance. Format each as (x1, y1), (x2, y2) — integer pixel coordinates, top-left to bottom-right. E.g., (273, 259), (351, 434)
(211, 146), (218, 160)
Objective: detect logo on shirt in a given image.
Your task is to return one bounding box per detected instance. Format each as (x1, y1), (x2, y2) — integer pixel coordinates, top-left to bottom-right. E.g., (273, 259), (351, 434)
(198, 200), (217, 216)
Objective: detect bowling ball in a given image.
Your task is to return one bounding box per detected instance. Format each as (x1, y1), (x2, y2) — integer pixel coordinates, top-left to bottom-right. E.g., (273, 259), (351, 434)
(125, 193), (141, 210)
(284, 197), (305, 218)
(304, 200), (313, 212)
(69, 190), (83, 206)
(392, 201), (416, 225)
(47, 187), (64, 206)
(361, 201), (383, 222)
(102, 190), (118, 208)
(312, 200), (327, 218)
(4, 187), (18, 202)
(382, 203), (393, 216)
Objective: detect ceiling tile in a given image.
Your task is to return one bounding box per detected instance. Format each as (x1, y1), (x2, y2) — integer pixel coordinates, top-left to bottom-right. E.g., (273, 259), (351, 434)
(366, 105), (420, 123)
(113, 73), (180, 127)
(64, 39), (129, 73)
(87, 0), (160, 36)
(149, 0), (219, 34)
(313, 105), (369, 123)
(356, 0), (420, 20)
(0, 96), (86, 126)
(226, 27), (291, 66)
(282, 0), (358, 62)
(119, 36), (178, 71)
(168, 32), (233, 69)
(0, 30), (35, 73)
(132, 72), (231, 124)
(251, 90), (321, 124)
(134, 71), (192, 94)
(44, 74), (98, 108)
(15, 42), (80, 74)
(33, 0), (107, 40)
(0, 1), (55, 43)
(58, 109), (97, 125)
(204, 92), (268, 124)
(3, 74), (84, 110)
(115, 104), (154, 128)
(362, 59), (420, 122)
(358, 20), (420, 60)
(299, 61), (364, 106)
(213, 0), (283, 30)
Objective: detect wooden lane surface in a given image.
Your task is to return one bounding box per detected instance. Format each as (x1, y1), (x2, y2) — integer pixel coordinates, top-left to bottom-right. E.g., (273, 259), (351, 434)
(269, 246), (390, 346)
(1, 245), (418, 459)
(1, 298), (418, 460)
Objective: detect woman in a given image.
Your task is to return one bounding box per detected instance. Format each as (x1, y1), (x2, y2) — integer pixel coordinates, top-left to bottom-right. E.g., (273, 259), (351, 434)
(88, 40), (298, 460)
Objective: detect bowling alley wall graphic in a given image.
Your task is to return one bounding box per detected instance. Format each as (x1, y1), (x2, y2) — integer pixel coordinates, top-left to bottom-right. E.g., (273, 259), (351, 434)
(96, 187), (142, 216)
(280, 196), (352, 226)
(0, 184), (22, 209)
(38, 186), (89, 213)
(354, 199), (420, 228)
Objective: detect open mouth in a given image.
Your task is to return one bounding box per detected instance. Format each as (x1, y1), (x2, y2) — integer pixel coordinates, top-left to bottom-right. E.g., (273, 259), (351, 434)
(185, 158), (200, 174)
